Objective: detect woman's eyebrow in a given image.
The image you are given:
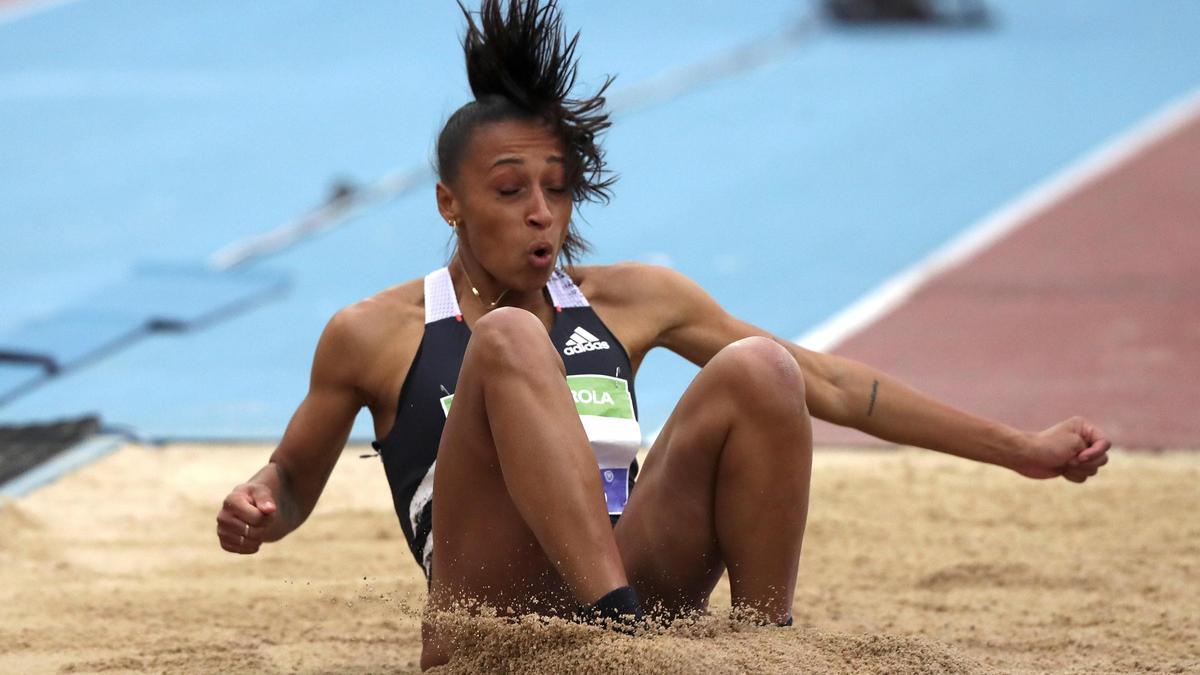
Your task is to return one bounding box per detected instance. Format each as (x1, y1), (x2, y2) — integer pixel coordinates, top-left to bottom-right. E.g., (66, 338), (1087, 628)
(490, 154), (564, 168)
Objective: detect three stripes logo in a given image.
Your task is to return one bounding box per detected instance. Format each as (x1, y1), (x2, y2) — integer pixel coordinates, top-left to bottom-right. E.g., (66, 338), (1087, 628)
(563, 326), (610, 356)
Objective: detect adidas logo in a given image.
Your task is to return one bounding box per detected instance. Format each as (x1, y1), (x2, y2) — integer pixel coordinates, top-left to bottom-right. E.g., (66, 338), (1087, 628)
(563, 326), (610, 356)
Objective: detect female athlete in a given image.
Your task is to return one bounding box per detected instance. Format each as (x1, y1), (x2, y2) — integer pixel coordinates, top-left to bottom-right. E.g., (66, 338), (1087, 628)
(216, 0), (1111, 668)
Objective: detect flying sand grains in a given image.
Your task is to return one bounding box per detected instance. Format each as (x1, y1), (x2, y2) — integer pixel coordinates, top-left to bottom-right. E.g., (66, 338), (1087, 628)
(426, 607), (985, 674)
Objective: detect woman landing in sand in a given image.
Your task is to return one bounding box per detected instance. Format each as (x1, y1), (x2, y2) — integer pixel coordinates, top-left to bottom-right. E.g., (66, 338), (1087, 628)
(217, 0), (1110, 668)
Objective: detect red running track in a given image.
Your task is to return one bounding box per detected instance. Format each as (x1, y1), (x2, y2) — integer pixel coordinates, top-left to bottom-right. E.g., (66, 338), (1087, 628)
(814, 109), (1200, 449)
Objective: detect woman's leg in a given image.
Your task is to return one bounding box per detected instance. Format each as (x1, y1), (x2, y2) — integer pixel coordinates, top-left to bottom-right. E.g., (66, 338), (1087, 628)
(422, 308), (629, 667)
(615, 336), (813, 624)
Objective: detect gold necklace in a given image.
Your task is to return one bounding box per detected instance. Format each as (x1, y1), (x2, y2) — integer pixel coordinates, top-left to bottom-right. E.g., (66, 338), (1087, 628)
(458, 259), (510, 310)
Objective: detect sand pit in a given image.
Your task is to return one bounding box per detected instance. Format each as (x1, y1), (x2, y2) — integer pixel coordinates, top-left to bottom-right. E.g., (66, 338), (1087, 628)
(0, 444), (1196, 673)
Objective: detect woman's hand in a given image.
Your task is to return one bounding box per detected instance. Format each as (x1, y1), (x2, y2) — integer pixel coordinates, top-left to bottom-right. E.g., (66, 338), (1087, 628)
(1011, 417), (1111, 482)
(216, 482), (278, 554)
(211, 306), (378, 556)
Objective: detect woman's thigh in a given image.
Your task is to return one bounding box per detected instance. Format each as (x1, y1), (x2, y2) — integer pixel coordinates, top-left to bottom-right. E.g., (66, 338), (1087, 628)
(427, 314), (582, 616)
(614, 337), (811, 617)
(613, 390), (730, 614)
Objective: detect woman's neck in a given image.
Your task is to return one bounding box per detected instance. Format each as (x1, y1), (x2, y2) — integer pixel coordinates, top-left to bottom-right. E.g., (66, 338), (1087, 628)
(450, 253), (551, 320)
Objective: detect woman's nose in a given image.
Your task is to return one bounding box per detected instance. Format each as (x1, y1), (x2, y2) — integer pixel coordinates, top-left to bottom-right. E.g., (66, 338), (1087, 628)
(527, 188), (553, 229)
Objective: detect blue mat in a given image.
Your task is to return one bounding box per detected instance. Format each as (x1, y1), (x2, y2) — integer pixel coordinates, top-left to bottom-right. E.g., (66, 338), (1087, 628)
(0, 364), (44, 405)
(0, 311), (143, 373)
(89, 263), (288, 330)
(0, 264), (287, 404)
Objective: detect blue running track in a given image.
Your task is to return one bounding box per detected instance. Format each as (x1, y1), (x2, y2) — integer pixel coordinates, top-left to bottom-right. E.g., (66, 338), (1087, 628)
(2, 0), (1199, 440)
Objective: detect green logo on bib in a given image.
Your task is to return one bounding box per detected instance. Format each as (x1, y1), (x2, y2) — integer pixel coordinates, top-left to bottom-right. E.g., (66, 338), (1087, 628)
(439, 374), (633, 420)
(566, 375), (634, 419)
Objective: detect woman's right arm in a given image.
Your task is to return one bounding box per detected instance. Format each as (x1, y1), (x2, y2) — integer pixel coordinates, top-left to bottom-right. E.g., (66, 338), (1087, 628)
(217, 310), (367, 554)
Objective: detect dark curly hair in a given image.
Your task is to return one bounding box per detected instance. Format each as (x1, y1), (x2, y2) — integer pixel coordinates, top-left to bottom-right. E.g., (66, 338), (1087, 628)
(437, 0), (615, 265)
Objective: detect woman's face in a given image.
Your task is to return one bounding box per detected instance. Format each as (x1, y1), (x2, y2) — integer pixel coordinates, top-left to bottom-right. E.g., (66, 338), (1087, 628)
(438, 118), (573, 291)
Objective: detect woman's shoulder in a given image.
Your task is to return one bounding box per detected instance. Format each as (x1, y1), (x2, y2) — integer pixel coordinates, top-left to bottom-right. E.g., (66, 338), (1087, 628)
(571, 261), (697, 306)
(322, 279), (425, 356)
(306, 279), (426, 408)
(569, 262), (710, 355)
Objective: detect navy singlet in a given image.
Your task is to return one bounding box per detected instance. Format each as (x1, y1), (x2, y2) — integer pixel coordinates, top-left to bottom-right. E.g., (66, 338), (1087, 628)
(371, 267), (642, 577)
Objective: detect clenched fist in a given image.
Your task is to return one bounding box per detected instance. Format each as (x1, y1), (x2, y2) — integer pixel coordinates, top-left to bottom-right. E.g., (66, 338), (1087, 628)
(1012, 416), (1112, 482)
(217, 482), (277, 554)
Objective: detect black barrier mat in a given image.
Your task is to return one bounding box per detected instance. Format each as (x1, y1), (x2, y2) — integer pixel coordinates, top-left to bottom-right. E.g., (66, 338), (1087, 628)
(0, 416), (100, 486)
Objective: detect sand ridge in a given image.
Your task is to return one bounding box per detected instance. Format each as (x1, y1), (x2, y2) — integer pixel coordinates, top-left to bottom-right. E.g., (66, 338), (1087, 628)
(1, 444), (1197, 673)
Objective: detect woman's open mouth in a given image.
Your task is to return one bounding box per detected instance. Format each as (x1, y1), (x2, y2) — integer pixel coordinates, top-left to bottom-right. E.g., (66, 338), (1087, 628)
(528, 243), (554, 269)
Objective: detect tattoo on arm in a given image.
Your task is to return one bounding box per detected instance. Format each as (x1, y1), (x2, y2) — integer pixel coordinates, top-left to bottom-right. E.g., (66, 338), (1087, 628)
(867, 379), (879, 417)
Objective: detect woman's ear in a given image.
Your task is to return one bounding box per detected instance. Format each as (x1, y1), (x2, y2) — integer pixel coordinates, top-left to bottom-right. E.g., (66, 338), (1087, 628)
(436, 182), (458, 227)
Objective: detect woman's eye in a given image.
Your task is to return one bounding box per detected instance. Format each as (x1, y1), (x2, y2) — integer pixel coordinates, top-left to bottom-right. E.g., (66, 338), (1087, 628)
(498, 187), (520, 196)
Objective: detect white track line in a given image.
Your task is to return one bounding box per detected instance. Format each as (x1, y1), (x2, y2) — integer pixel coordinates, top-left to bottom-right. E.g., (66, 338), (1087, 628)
(796, 86), (1200, 353)
(0, 0), (80, 26)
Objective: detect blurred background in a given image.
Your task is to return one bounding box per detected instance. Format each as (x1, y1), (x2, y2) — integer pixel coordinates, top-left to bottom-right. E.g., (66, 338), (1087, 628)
(2, 0), (1198, 454)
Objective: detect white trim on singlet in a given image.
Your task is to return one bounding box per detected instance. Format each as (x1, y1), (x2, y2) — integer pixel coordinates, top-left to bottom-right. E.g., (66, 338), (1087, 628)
(424, 268), (463, 324)
(412, 460), (437, 578)
(426, 266), (586, 322)
(547, 268), (589, 308)
(421, 534), (435, 578)
(409, 461), (436, 536)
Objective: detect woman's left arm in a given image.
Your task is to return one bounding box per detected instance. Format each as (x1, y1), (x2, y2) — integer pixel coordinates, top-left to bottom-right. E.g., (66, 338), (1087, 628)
(642, 265), (1111, 483)
(788, 350), (1110, 482)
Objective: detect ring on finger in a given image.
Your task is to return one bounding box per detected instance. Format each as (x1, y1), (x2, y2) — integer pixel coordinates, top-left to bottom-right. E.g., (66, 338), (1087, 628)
(239, 535), (245, 546)
(244, 522), (250, 537)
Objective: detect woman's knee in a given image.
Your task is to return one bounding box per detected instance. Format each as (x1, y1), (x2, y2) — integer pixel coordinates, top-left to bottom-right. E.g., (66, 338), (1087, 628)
(469, 307), (560, 372)
(709, 337), (807, 411)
